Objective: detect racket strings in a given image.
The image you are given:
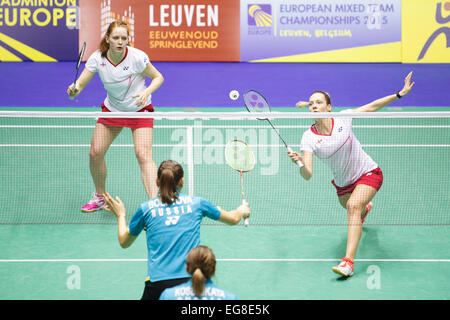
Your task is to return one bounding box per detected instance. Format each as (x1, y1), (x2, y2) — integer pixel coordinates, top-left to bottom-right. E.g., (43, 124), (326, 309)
(224, 140), (256, 172)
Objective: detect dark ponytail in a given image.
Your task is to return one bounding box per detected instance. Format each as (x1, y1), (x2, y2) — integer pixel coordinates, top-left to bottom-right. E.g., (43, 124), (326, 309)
(157, 160), (184, 205)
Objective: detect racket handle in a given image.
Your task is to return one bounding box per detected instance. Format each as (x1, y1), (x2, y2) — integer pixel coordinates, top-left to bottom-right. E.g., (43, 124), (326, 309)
(286, 147), (304, 169)
(242, 199), (249, 227)
(69, 83), (77, 100)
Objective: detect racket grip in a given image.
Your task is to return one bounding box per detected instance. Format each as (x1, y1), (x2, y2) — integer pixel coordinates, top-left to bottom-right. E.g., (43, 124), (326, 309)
(295, 160), (304, 169)
(242, 199), (249, 227)
(286, 147), (304, 168)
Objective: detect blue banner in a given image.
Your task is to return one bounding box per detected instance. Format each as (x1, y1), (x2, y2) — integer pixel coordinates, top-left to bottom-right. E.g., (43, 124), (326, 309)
(0, 0), (79, 61)
(240, 0), (402, 62)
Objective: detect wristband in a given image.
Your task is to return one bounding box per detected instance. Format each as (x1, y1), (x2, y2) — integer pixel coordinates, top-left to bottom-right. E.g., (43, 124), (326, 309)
(396, 92), (402, 99)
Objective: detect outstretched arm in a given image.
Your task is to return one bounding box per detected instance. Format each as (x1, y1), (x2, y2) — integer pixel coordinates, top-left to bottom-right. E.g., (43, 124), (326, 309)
(103, 193), (137, 248)
(353, 72), (415, 113)
(218, 201), (250, 225)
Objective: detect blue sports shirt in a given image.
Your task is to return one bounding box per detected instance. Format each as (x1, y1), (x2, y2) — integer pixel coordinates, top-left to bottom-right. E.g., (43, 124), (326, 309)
(159, 279), (238, 300)
(128, 192), (221, 282)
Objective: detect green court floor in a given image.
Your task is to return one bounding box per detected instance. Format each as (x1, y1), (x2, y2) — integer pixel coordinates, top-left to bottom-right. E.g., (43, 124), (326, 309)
(0, 225), (449, 299)
(0, 107), (449, 299)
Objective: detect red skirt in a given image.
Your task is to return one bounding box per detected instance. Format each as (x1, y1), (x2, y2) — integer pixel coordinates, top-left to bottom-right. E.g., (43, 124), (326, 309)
(332, 167), (383, 197)
(97, 104), (154, 128)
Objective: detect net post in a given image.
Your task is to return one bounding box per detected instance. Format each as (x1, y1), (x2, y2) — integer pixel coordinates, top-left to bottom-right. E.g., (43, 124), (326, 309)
(186, 126), (194, 197)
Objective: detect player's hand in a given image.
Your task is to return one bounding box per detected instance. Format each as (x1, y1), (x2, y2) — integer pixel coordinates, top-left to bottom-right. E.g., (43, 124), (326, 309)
(238, 200), (250, 219)
(133, 90), (150, 107)
(288, 151), (303, 162)
(103, 193), (125, 219)
(398, 71), (415, 97)
(288, 149), (304, 165)
(67, 83), (79, 99)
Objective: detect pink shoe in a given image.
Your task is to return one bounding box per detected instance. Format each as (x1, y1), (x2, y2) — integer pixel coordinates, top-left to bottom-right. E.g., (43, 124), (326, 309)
(361, 202), (373, 224)
(81, 193), (107, 213)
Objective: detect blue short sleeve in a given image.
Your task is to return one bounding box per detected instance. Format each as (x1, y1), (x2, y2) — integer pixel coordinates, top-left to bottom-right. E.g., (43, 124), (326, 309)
(128, 205), (145, 236)
(199, 198), (221, 220)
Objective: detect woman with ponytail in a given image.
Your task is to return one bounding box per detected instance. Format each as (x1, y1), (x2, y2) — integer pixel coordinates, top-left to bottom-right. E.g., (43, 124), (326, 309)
(159, 246), (238, 300)
(103, 160), (250, 300)
(66, 20), (164, 213)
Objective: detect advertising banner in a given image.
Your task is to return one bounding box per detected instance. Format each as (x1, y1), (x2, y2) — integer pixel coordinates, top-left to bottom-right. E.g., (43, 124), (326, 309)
(2, 1), (448, 63)
(79, 0), (240, 62)
(0, 0), (79, 61)
(240, 0), (402, 62)
(402, 0), (450, 63)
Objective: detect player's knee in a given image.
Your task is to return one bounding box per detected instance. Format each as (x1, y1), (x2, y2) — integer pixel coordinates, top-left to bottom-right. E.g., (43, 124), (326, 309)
(135, 148), (152, 164)
(346, 200), (364, 214)
(89, 148), (105, 161)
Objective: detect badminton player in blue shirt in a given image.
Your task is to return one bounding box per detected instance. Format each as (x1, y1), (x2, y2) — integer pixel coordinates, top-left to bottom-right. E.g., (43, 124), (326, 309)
(159, 245), (238, 300)
(103, 160), (250, 300)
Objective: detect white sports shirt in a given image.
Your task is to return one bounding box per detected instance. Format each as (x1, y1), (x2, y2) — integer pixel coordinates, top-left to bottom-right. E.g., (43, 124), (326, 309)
(85, 46), (151, 112)
(300, 110), (378, 187)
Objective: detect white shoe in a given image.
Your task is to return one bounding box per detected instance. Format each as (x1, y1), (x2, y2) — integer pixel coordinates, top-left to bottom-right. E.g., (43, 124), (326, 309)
(332, 258), (354, 277)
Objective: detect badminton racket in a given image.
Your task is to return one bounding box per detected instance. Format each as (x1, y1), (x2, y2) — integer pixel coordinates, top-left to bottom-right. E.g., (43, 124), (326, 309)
(243, 90), (303, 168)
(224, 139), (255, 227)
(69, 41), (86, 100)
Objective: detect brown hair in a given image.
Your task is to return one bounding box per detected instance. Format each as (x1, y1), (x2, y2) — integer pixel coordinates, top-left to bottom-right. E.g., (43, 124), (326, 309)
(186, 246), (216, 297)
(99, 21), (130, 57)
(157, 160), (184, 205)
(310, 91), (332, 106)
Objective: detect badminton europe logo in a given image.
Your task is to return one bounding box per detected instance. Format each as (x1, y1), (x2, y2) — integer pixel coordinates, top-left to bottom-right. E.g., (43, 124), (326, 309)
(418, 2), (450, 61)
(247, 4), (273, 35)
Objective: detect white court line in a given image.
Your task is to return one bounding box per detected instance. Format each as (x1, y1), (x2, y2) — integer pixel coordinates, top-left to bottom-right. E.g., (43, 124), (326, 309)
(0, 144), (449, 148)
(0, 258), (449, 263)
(1, 125), (450, 129)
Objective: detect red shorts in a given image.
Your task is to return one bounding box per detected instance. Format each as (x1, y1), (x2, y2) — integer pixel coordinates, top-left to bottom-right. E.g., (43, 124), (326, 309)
(97, 104), (154, 128)
(332, 167), (383, 197)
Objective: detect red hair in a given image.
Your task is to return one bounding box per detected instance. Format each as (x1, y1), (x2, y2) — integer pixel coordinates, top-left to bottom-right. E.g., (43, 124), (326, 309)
(99, 21), (130, 57)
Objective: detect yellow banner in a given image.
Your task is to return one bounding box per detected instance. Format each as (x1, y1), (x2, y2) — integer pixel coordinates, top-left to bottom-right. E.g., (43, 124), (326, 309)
(402, 0), (450, 63)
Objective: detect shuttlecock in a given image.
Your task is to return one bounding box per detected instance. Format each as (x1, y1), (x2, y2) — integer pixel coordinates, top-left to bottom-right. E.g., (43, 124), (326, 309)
(229, 90), (239, 100)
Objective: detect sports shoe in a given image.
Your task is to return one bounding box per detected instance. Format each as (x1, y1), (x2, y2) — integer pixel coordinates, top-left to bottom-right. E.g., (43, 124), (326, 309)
(361, 202), (373, 224)
(81, 193), (107, 213)
(332, 258), (354, 277)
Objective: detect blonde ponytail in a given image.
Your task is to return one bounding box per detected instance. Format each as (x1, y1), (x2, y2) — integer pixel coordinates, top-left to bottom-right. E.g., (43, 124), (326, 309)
(186, 246), (216, 297)
(191, 268), (206, 296)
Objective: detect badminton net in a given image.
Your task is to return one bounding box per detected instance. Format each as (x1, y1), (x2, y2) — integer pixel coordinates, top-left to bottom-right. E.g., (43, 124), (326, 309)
(0, 110), (449, 226)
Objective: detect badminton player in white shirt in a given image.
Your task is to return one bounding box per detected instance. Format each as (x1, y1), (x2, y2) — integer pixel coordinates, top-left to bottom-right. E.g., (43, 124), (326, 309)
(67, 21), (164, 213)
(289, 72), (414, 277)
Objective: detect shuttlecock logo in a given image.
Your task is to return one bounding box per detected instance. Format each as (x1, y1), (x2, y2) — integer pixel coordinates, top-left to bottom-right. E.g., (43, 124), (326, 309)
(248, 4), (272, 26)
